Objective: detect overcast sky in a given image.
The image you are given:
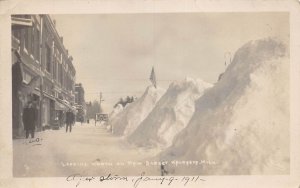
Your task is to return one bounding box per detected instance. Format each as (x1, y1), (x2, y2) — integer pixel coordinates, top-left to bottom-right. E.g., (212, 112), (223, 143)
(51, 13), (289, 112)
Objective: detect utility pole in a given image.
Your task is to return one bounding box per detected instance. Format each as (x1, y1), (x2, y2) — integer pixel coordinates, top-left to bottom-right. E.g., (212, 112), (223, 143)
(99, 92), (104, 113)
(95, 92), (104, 126)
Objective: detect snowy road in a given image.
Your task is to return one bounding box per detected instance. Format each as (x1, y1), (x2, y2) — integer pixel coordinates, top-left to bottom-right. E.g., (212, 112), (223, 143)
(13, 123), (162, 177)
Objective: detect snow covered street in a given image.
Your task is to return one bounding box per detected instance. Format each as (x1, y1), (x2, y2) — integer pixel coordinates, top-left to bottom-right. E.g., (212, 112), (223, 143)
(13, 38), (290, 177)
(13, 122), (162, 177)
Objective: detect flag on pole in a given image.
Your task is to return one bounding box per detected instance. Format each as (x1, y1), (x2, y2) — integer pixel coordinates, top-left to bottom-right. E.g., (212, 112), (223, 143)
(149, 66), (157, 88)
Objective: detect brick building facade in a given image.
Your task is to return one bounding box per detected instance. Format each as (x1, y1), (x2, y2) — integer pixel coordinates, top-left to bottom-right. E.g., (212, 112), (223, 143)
(12, 15), (76, 138)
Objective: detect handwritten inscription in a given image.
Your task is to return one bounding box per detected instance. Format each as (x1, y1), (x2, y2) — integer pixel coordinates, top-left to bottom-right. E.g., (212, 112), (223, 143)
(66, 173), (129, 187)
(132, 172), (205, 188)
(66, 172), (205, 188)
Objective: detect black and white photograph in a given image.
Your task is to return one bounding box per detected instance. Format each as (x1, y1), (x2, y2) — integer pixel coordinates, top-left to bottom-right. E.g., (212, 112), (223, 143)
(1, 0), (300, 188)
(11, 12), (290, 176)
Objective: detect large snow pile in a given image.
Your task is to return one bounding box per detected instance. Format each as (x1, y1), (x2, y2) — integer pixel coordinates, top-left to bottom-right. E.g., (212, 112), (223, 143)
(127, 78), (212, 148)
(111, 85), (165, 136)
(161, 38), (289, 175)
(109, 104), (124, 120)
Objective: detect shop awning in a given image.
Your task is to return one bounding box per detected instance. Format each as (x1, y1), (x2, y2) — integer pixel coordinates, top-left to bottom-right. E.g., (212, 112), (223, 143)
(31, 89), (41, 96)
(55, 98), (76, 112)
(44, 92), (56, 101)
(55, 101), (66, 111)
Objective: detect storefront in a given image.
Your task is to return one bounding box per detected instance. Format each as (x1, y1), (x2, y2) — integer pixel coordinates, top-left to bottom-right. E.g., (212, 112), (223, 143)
(54, 99), (66, 128)
(12, 50), (42, 138)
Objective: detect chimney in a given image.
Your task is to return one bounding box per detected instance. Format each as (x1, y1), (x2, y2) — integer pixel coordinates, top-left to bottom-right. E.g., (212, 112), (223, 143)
(53, 19), (56, 27)
(60, 37), (63, 43)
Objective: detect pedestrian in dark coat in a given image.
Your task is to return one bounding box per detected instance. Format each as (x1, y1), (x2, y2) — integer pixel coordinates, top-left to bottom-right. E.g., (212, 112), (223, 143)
(65, 110), (75, 132)
(22, 102), (37, 139)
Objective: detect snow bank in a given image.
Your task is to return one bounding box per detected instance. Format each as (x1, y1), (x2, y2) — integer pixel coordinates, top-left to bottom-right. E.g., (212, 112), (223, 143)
(109, 104), (124, 120)
(161, 38), (289, 175)
(111, 85), (165, 136)
(127, 77), (212, 148)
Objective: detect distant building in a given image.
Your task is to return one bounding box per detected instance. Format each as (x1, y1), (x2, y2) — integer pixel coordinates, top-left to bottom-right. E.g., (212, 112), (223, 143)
(12, 15), (76, 138)
(75, 83), (86, 122)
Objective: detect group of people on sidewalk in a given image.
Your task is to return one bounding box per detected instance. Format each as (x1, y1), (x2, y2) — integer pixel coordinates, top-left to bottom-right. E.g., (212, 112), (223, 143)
(22, 100), (76, 139)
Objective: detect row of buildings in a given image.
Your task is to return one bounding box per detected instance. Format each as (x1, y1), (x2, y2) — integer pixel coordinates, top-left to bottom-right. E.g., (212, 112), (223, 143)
(12, 15), (86, 138)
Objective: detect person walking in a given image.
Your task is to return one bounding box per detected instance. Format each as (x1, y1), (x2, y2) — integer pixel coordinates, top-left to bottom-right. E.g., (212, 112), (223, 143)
(22, 101), (37, 139)
(80, 116), (84, 125)
(71, 111), (75, 127)
(65, 109), (74, 133)
(59, 111), (64, 128)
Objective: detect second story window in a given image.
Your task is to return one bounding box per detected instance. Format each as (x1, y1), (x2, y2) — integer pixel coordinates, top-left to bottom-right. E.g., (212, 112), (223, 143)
(53, 60), (57, 81)
(30, 26), (35, 55)
(46, 44), (51, 73)
(34, 29), (40, 61)
(59, 63), (63, 85)
(24, 27), (30, 51)
(12, 29), (21, 41)
(23, 15), (32, 52)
